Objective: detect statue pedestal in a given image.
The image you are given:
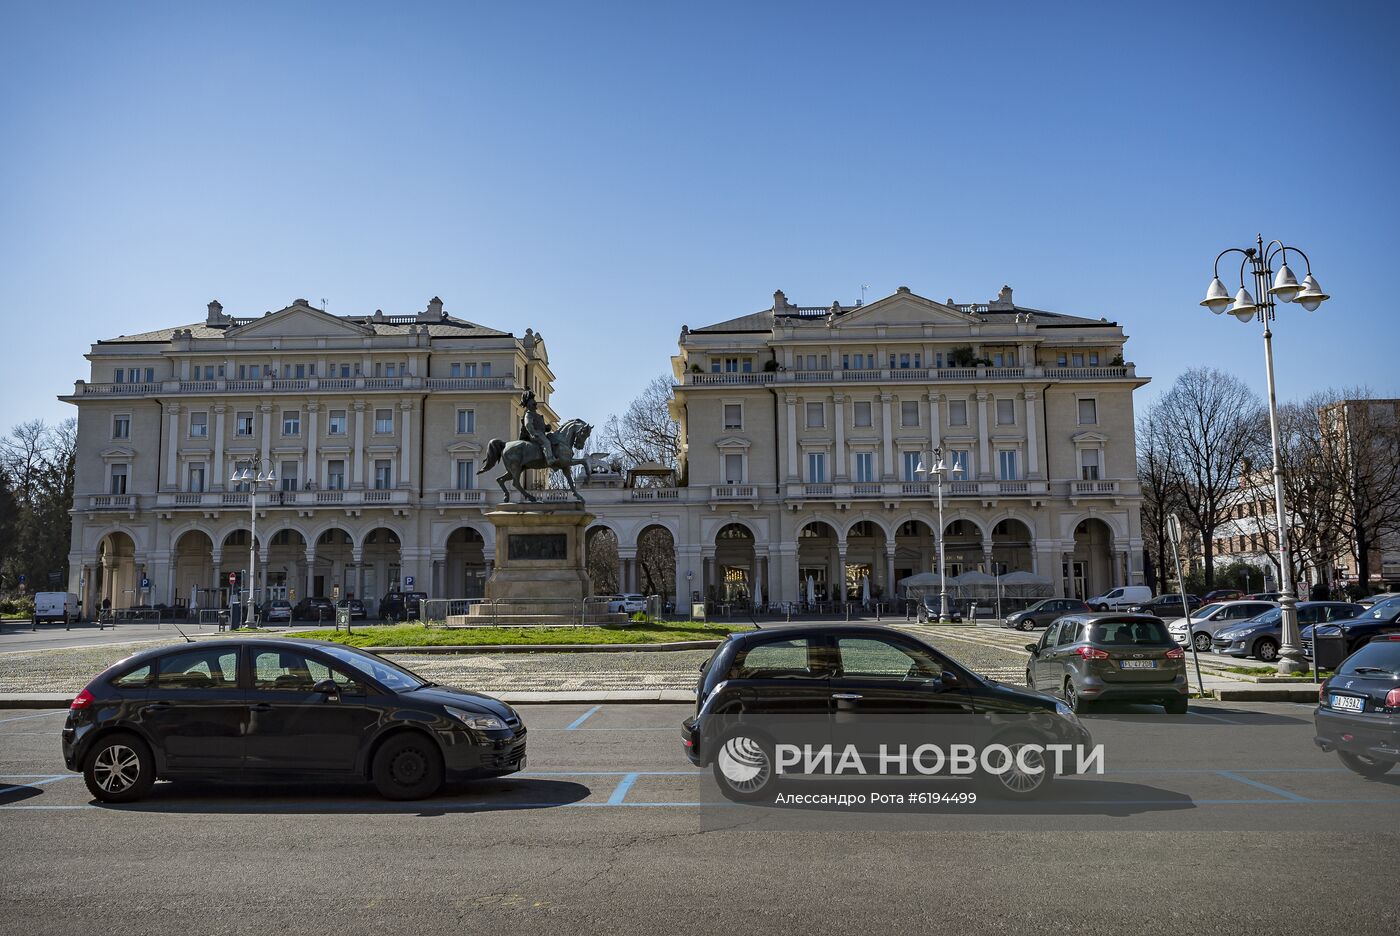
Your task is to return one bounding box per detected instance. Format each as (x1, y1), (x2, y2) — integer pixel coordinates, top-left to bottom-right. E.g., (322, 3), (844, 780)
(482, 504), (594, 603)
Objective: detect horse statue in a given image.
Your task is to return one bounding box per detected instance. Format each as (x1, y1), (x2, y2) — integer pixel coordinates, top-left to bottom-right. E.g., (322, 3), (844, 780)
(478, 417), (593, 503)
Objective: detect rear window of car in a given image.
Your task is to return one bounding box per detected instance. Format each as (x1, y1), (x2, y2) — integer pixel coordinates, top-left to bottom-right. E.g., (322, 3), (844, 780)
(1337, 641), (1400, 676)
(1089, 619), (1173, 645)
(730, 638), (816, 679)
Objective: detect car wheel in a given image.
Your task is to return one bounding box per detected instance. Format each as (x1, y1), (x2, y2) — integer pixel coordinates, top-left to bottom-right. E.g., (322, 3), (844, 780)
(84, 732), (155, 803)
(711, 733), (778, 803)
(1338, 750), (1395, 779)
(1064, 679), (1089, 715)
(1163, 696), (1188, 715)
(1192, 632), (1212, 653)
(1024, 669), (1034, 688)
(372, 733), (444, 800)
(1016, 619), (1033, 631)
(979, 736), (1054, 799)
(1254, 637), (1279, 662)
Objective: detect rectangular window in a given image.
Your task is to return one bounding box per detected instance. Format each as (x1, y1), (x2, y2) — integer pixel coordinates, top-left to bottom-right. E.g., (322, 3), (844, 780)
(374, 409), (393, 434)
(189, 411), (208, 438)
(1078, 398), (1098, 424)
(854, 452), (875, 483)
(1072, 353), (1084, 367)
(889, 353), (897, 369)
(112, 415), (130, 439)
(723, 403), (742, 430)
(806, 402), (824, 428)
(281, 411), (300, 436)
(236, 412), (254, 436)
(741, 358), (752, 373)
(327, 460), (345, 490)
(724, 358), (739, 373)
(456, 409), (475, 434)
(280, 461), (299, 492)
(110, 464), (128, 495)
(903, 451), (923, 481)
(998, 450), (1019, 481)
(913, 353), (922, 368)
(1057, 352), (1068, 367)
(900, 400), (919, 428)
(328, 410), (346, 435)
(853, 401), (872, 427)
(1089, 352), (1100, 366)
(842, 355), (850, 370)
(339, 364), (351, 378)
(807, 452), (827, 483)
(1081, 450), (1101, 481)
(481, 362), (491, 377)
(996, 399), (1015, 426)
(455, 460), (475, 490)
(294, 364), (306, 379)
(114, 368), (125, 384)
(724, 453), (744, 484)
(948, 400), (968, 426)
(450, 363), (461, 378)
(899, 353), (910, 369)
(711, 360), (721, 374)
(374, 460), (392, 490)
(188, 463), (205, 493)
(129, 368), (141, 383)
(385, 363), (397, 378)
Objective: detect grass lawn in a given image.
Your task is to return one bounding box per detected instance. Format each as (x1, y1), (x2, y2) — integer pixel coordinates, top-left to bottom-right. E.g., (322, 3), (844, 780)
(287, 619), (756, 648)
(1223, 665), (1333, 679)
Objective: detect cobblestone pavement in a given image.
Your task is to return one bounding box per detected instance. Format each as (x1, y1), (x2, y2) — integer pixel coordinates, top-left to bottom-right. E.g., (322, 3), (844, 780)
(0, 625), (1035, 693)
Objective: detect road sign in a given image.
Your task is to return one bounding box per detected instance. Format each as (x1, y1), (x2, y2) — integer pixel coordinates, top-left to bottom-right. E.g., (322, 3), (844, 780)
(140, 577), (150, 589)
(48, 570), (62, 584)
(332, 584), (341, 600)
(404, 575), (414, 588)
(17, 574), (25, 585)
(228, 572), (237, 586)
(1166, 513), (1182, 546)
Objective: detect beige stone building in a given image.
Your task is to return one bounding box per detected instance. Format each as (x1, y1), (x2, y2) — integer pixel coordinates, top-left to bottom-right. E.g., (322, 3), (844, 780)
(63, 285), (1151, 615)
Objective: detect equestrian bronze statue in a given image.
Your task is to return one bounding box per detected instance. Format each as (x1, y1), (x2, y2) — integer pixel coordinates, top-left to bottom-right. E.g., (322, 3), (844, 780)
(478, 391), (592, 503)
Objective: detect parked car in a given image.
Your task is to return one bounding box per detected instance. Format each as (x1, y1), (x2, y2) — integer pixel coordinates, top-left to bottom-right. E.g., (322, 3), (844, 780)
(1024, 613), (1188, 714)
(340, 598), (368, 621)
(1301, 595), (1400, 660)
(1085, 585), (1152, 612)
(1247, 592), (1284, 602)
(1358, 593), (1397, 608)
(1167, 600), (1279, 652)
(1126, 594), (1202, 617)
(1202, 589), (1245, 603)
(259, 599), (293, 624)
(379, 591), (427, 622)
(293, 596), (336, 622)
(1002, 598), (1092, 631)
(33, 591), (80, 625)
(1213, 602), (1364, 662)
(682, 624), (1091, 801)
(607, 593), (647, 614)
(63, 638), (525, 803)
(915, 595), (963, 623)
(1313, 635), (1400, 777)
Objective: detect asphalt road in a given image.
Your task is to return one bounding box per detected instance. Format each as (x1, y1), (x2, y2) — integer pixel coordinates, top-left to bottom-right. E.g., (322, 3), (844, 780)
(2, 701), (1398, 935)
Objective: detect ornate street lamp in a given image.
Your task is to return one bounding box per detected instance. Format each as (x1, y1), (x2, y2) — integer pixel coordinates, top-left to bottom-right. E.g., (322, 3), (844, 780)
(916, 448), (965, 623)
(1200, 236), (1330, 674)
(229, 458), (276, 627)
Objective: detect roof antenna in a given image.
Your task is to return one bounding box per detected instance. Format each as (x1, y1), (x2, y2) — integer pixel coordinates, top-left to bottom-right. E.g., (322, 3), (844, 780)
(170, 616), (195, 644)
(321, 297), (328, 315)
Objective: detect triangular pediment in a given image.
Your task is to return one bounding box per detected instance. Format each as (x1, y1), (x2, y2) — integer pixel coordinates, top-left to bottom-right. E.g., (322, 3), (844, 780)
(1071, 430), (1109, 445)
(834, 289), (980, 328)
(446, 440), (483, 455)
(714, 436), (751, 449)
(100, 446), (135, 460)
(227, 303), (372, 339)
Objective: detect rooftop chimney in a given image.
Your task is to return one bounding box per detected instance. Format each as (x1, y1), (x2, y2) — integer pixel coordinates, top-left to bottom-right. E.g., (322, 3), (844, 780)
(417, 296), (446, 323)
(989, 285), (1015, 310)
(206, 300), (229, 327)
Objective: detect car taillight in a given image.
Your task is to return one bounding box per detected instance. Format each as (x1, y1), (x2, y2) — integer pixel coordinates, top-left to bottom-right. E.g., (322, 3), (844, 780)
(1075, 647), (1110, 660)
(70, 688), (94, 710)
(1166, 647), (1185, 659)
(1319, 684), (1328, 704)
(1386, 688), (1400, 710)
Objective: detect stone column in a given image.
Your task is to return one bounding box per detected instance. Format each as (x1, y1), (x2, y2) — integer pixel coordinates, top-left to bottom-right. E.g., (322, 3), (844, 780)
(399, 401), (414, 490)
(758, 553), (769, 607)
(352, 403), (367, 488)
(983, 545), (995, 576)
(210, 550), (222, 607)
(163, 403), (181, 490)
(880, 394), (895, 480)
(885, 547), (896, 602)
(305, 402), (318, 489)
(837, 544), (848, 603)
(1024, 390), (1040, 479)
(833, 394), (847, 481)
(212, 405), (226, 491)
(784, 395), (799, 481)
(976, 392), (991, 479)
(305, 545), (316, 600)
(259, 403), (273, 468)
(926, 392), (941, 461)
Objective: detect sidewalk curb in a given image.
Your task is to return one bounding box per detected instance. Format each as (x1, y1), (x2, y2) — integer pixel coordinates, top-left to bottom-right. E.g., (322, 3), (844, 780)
(1213, 686), (1320, 702)
(0, 690), (696, 709)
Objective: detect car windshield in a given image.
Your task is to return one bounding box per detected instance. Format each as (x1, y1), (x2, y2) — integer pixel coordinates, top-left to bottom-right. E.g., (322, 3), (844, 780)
(317, 644), (426, 691)
(1192, 603), (1224, 620)
(1089, 619), (1173, 645)
(1244, 608), (1282, 627)
(1337, 641), (1400, 677)
(1367, 596), (1400, 618)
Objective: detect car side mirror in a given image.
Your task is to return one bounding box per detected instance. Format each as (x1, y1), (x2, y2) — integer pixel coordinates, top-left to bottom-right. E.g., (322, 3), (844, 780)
(1025, 643), (1039, 654)
(939, 669), (960, 686)
(312, 679), (340, 697)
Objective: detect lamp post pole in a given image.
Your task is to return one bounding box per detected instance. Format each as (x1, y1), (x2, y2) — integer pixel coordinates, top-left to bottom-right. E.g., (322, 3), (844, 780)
(231, 458), (276, 628)
(1201, 235), (1329, 674)
(918, 449), (961, 624)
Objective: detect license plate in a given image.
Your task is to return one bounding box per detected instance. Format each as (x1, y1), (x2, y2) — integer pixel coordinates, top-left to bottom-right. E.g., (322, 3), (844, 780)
(1329, 694), (1364, 713)
(1120, 660), (1158, 669)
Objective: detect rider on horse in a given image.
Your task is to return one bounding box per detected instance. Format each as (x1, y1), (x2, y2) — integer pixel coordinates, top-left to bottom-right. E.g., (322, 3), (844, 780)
(519, 390), (555, 464)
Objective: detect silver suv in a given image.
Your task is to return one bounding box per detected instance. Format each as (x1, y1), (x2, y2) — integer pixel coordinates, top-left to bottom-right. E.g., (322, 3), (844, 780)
(1167, 600), (1278, 652)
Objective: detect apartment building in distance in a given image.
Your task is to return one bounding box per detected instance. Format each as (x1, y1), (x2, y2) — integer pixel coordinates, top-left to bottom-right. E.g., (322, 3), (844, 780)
(64, 285), (1151, 616)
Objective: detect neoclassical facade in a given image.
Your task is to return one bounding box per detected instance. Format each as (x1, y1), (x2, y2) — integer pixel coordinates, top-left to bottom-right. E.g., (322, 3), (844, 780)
(65, 286), (1149, 615)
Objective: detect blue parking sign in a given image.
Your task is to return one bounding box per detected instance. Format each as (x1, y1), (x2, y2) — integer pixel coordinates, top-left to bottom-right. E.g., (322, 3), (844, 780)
(141, 577), (150, 589)
(404, 575), (414, 587)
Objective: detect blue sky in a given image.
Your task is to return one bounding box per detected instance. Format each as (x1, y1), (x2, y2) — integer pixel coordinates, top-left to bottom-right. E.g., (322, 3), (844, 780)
(2, 0), (1396, 430)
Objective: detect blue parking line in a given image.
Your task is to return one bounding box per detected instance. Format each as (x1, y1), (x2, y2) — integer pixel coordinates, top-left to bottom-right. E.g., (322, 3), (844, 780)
(1215, 770), (1311, 802)
(607, 772), (640, 805)
(565, 705), (602, 730)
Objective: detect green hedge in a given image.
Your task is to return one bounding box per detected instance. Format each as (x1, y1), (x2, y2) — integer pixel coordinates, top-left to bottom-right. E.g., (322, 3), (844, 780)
(0, 596), (36, 617)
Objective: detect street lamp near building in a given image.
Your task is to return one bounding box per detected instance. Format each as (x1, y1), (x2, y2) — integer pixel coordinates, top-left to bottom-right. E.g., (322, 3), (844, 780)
(915, 448), (964, 624)
(229, 457), (276, 627)
(1200, 235), (1330, 673)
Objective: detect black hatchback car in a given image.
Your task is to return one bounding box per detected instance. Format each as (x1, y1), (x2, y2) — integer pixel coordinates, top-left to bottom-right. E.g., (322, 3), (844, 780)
(682, 625), (1091, 802)
(1314, 636), (1400, 778)
(62, 638), (526, 803)
(1023, 613), (1188, 714)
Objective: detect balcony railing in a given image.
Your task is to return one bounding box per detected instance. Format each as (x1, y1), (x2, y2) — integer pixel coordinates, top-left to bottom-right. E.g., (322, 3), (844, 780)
(785, 479), (1051, 501)
(425, 377), (513, 390)
(439, 490), (485, 504)
(679, 364), (1135, 387)
(68, 375), (522, 398)
(711, 485), (756, 499)
(1070, 480), (1120, 495)
(631, 487), (680, 500)
(89, 494), (135, 509)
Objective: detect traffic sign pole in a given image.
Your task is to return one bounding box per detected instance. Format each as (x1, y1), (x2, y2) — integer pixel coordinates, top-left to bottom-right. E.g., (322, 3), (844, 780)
(1166, 514), (1204, 697)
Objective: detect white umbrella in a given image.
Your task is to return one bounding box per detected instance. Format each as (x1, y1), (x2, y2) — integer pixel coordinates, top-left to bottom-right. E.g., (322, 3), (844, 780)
(861, 574), (871, 605)
(753, 579), (763, 610)
(806, 575), (816, 605)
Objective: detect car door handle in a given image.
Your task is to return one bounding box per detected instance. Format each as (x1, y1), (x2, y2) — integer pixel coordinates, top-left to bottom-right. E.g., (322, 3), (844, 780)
(250, 703), (274, 712)
(141, 701), (171, 714)
(831, 693), (863, 700)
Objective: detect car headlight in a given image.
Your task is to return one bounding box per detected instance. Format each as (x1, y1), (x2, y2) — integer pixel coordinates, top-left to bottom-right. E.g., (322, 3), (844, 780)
(1053, 700), (1084, 727)
(445, 707), (507, 730)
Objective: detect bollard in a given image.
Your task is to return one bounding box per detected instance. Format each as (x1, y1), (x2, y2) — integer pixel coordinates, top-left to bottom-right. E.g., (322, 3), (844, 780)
(876, 603), (881, 622)
(845, 604), (851, 622)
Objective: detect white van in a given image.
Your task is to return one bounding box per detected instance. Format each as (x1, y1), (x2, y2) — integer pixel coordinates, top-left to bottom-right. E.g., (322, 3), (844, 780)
(34, 592), (80, 624)
(1086, 585), (1152, 612)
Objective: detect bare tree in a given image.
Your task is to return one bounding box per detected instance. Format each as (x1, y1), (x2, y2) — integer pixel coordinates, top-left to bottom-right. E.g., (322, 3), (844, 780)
(1153, 368), (1266, 590)
(1136, 404), (1180, 591)
(0, 418), (78, 592)
(597, 375), (682, 478)
(636, 526), (676, 599)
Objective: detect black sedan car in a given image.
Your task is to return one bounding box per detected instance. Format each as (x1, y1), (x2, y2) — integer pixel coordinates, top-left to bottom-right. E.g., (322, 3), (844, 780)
(1302, 594), (1400, 660)
(340, 598), (368, 621)
(62, 638), (526, 803)
(1314, 636), (1400, 778)
(293, 596), (336, 622)
(1002, 598), (1092, 631)
(681, 625), (1091, 802)
(1127, 594), (1202, 618)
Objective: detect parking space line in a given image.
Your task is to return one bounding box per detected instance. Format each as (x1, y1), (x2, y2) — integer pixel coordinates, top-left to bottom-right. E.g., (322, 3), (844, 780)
(1186, 711), (1248, 725)
(0, 774), (78, 796)
(607, 772), (640, 805)
(0, 711), (69, 724)
(1215, 770), (1311, 801)
(565, 705), (602, 730)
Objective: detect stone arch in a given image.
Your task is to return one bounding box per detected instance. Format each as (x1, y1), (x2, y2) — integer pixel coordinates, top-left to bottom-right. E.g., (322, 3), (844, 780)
(712, 522), (755, 605)
(586, 525), (621, 594)
(94, 529), (139, 612)
(443, 525), (489, 599)
(990, 517), (1035, 574)
(1071, 517), (1116, 600)
(634, 523), (676, 601)
(359, 526), (405, 608)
